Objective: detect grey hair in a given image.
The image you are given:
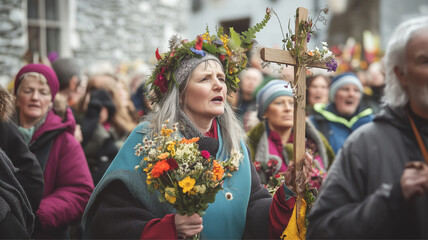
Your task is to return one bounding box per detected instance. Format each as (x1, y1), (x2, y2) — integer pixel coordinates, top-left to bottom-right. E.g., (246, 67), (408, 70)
(383, 17), (428, 107)
(144, 60), (246, 156)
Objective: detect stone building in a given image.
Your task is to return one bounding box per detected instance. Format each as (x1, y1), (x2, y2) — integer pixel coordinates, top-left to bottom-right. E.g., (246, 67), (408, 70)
(1, 0), (428, 87)
(0, 0), (188, 86)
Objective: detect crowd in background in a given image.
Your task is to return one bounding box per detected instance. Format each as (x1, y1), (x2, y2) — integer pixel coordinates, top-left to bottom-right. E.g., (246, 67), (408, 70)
(0, 33), (388, 238)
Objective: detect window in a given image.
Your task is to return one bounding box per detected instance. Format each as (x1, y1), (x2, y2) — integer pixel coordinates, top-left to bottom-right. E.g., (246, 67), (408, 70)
(220, 18), (250, 35)
(26, 0), (72, 62)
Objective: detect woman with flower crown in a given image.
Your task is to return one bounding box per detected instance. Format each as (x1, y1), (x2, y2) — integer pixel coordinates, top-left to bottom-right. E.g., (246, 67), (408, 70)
(82, 10), (312, 239)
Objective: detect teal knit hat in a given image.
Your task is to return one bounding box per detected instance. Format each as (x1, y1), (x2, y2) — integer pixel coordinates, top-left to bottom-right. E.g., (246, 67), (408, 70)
(256, 79), (293, 120)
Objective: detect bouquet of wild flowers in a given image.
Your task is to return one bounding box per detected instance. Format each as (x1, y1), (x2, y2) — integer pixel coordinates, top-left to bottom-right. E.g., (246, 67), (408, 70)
(134, 121), (242, 216)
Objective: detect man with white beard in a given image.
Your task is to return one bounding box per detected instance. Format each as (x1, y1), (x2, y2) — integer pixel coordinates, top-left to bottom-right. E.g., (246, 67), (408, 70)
(306, 16), (428, 239)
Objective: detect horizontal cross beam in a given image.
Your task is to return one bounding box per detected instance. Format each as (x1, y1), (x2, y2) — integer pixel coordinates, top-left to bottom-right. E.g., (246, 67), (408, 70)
(260, 47), (328, 69)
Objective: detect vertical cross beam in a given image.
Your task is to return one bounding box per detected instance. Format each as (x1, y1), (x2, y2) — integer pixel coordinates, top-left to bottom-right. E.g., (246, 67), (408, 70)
(293, 7), (308, 198)
(260, 7), (331, 238)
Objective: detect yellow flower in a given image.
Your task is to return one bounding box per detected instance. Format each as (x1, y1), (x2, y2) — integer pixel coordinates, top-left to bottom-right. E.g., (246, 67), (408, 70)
(203, 32), (211, 43)
(146, 174), (153, 185)
(143, 164), (153, 173)
(161, 127), (173, 137)
(220, 34), (229, 44)
(179, 176), (196, 193)
(189, 188), (197, 195)
(158, 152), (170, 160)
(167, 142), (176, 157)
(165, 187), (177, 204)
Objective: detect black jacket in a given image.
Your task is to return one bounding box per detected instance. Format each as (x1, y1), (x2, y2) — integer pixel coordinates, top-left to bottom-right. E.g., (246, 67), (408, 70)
(0, 148), (34, 239)
(0, 120), (45, 213)
(81, 89), (118, 185)
(307, 105), (428, 239)
(0, 86), (44, 213)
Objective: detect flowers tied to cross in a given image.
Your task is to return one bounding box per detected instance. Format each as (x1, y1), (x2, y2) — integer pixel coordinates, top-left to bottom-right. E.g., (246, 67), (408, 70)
(273, 7), (338, 72)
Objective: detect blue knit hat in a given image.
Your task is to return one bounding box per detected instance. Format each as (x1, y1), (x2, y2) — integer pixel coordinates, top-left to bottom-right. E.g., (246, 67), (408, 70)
(329, 72), (363, 101)
(256, 79), (293, 120)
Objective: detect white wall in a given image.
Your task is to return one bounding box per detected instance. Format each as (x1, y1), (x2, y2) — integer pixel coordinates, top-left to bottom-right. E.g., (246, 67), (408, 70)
(380, 0), (428, 50)
(187, 0), (330, 51)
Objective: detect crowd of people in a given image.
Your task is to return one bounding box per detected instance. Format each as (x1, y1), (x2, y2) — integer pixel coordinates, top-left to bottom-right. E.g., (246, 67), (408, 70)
(0, 14), (427, 239)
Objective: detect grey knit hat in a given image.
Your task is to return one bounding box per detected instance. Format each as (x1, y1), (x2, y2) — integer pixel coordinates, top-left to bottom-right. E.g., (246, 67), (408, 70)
(256, 79), (293, 120)
(175, 53), (221, 85)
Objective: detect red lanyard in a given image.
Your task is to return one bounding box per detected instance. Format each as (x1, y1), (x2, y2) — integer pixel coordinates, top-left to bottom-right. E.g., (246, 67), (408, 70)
(407, 110), (428, 164)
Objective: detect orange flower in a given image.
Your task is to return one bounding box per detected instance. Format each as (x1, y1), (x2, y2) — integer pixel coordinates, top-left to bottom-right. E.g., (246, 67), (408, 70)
(180, 137), (200, 144)
(212, 160), (224, 181)
(158, 152), (170, 160)
(308, 50), (314, 56)
(151, 160), (170, 178)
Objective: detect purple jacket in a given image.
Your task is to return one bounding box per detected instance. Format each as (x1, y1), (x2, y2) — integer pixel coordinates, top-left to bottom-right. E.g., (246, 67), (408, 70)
(31, 108), (94, 236)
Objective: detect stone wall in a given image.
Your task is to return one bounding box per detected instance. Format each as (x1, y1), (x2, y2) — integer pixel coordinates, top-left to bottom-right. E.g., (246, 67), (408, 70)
(74, 0), (188, 74)
(0, 0), (25, 87)
(0, 0), (188, 86)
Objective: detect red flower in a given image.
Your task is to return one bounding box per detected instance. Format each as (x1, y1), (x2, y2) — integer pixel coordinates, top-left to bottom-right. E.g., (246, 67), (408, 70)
(166, 158), (178, 170)
(275, 174), (280, 178)
(154, 67), (168, 93)
(195, 35), (204, 50)
(268, 159), (278, 168)
(201, 150), (210, 159)
(219, 54), (226, 62)
(155, 48), (162, 60)
(254, 161), (261, 172)
(170, 50), (176, 57)
(152, 160), (170, 178)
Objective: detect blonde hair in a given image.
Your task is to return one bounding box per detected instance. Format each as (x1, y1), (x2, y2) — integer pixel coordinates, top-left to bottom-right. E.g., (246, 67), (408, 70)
(16, 72), (49, 96)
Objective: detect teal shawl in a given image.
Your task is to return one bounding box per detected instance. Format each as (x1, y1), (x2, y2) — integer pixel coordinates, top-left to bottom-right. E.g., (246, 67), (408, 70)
(82, 121), (252, 239)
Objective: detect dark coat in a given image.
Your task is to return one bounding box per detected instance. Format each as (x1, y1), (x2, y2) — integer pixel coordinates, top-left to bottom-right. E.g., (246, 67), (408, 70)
(0, 121), (44, 213)
(80, 89), (118, 185)
(307, 105), (428, 239)
(0, 148), (34, 239)
(0, 86), (44, 218)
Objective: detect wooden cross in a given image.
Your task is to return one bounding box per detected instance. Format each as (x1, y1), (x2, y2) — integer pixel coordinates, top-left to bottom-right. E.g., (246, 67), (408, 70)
(260, 6), (328, 222)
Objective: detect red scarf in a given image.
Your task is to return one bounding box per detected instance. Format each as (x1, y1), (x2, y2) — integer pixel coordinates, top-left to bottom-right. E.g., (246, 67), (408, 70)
(204, 119), (218, 139)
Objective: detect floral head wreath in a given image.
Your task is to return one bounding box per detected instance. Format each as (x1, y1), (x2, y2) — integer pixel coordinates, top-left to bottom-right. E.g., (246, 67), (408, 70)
(147, 8), (272, 104)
